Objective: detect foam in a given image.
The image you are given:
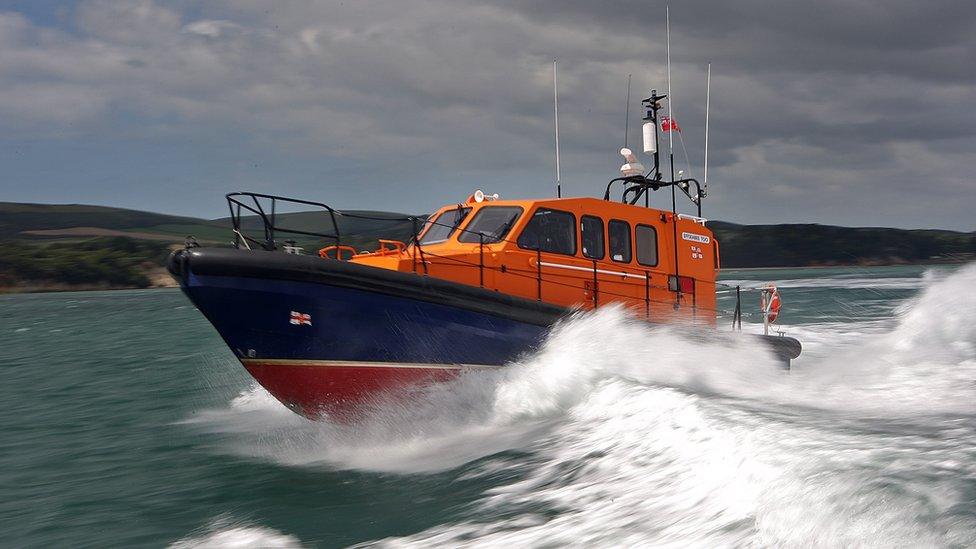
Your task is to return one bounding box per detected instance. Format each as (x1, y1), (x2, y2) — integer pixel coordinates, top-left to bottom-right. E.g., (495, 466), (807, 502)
(721, 275), (928, 290)
(187, 263), (976, 546)
(170, 519), (303, 549)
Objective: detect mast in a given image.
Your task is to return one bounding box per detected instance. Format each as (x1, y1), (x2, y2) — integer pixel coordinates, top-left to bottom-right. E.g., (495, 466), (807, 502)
(553, 58), (561, 198)
(610, 8), (706, 224)
(639, 89), (665, 210)
(642, 90), (665, 180)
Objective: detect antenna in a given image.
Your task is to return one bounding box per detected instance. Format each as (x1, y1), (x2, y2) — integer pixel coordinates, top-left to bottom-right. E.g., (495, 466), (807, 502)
(704, 63), (711, 186)
(553, 58), (561, 199)
(624, 73), (632, 148)
(666, 6), (674, 160)
(666, 5), (681, 306)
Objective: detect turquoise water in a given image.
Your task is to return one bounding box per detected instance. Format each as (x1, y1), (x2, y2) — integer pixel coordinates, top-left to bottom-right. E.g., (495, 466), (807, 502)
(2, 264), (975, 547)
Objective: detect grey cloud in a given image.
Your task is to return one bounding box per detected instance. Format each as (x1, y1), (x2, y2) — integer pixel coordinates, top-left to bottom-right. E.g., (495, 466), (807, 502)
(0, 0), (972, 229)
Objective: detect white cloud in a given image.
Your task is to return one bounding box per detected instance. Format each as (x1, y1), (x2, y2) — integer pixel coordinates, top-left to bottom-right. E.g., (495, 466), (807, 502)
(182, 20), (241, 38)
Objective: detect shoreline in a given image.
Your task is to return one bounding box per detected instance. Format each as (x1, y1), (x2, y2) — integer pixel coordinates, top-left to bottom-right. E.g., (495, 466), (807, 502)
(4, 260), (972, 295)
(0, 265), (178, 295)
(0, 282), (177, 295)
(722, 261), (970, 272)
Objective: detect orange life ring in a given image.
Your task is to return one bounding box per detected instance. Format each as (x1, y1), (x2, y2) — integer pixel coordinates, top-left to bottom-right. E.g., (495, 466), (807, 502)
(762, 285), (782, 323)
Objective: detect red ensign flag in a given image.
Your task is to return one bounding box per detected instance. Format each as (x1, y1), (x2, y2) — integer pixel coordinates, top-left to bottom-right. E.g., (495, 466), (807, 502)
(661, 116), (681, 132)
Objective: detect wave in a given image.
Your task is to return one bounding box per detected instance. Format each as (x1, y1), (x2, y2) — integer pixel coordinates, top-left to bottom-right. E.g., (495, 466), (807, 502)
(187, 263), (976, 546)
(188, 308), (790, 474)
(169, 518), (303, 548)
(720, 275), (929, 290)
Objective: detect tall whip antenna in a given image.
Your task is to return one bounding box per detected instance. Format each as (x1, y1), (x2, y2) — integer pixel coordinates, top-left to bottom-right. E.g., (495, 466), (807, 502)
(666, 6), (674, 159)
(553, 58), (561, 198)
(704, 63), (711, 186)
(666, 5), (681, 304)
(624, 73), (632, 148)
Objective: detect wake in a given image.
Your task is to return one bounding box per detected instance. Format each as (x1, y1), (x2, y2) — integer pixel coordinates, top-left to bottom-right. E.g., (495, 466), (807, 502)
(179, 264), (976, 547)
(187, 264), (976, 477)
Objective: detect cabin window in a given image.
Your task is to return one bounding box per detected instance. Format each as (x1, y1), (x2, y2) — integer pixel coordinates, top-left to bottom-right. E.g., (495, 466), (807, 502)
(635, 224), (659, 266)
(420, 207), (471, 244)
(608, 219), (632, 263)
(457, 206), (523, 243)
(580, 215), (605, 259)
(517, 208), (577, 255)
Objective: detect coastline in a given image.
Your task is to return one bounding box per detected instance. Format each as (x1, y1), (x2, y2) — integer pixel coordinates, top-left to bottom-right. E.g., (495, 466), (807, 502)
(4, 260), (971, 295)
(723, 258), (973, 272)
(0, 281), (178, 295)
(0, 267), (178, 295)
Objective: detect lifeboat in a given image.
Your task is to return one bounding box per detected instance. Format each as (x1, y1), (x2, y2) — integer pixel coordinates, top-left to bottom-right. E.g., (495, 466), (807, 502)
(168, 91), (801, 419)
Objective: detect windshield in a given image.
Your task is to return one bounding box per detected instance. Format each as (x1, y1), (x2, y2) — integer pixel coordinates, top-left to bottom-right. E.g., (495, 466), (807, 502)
(420, 207), (471, 244)
(457, 206), (523, 243)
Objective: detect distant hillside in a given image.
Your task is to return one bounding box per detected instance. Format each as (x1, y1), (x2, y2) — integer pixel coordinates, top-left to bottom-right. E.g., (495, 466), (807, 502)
(0, 237), (175, 293)
(708, 221), (976, 268)
(2, 201), (974, 293)
(1, 201), (416, 250)
(0, 202), (416, 292)
(0, 202), (228, 242)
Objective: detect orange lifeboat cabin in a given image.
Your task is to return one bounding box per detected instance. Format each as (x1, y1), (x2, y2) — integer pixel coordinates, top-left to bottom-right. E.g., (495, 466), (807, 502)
(348, 194), (718, 324)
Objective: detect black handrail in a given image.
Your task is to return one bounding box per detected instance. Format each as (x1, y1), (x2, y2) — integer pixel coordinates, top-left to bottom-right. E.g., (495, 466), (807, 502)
(734, 286), (742, 330)
(592, 260), (599, 308)
(536, 247), (542, 301)
(479, 233), (485, 288)
(644, 270), (650, 319)
(223, 191), (748, 326)
(603, 175), (705, 218)
(411, 218), (418, 273)
(226, 192), (343, 252)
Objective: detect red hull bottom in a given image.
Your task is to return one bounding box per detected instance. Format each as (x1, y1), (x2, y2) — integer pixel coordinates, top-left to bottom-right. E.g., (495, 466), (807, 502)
(242, 359), (472, 419)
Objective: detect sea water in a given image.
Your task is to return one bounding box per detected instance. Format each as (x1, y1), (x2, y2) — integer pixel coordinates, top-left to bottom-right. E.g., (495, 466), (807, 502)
(1, 264), (974, 548)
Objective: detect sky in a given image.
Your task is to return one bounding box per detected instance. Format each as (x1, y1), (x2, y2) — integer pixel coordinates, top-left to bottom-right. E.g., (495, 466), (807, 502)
(0, 0), (973, 230)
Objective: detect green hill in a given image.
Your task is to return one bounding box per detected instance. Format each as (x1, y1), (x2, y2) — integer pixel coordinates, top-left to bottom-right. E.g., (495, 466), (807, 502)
(708, 221), (976, 268)
(0, 202), (417, 292)
(0, 202), (227, 240)
(0, 237), (174, 292)
(1, 201), (417, 250)
(1, 201), (973, 292)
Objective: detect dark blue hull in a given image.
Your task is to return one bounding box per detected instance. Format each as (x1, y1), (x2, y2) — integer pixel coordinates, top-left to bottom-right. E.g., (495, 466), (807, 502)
(169, 247), (799, 416)
(183, 271), (550, 366)
(169, 247), (567, 415)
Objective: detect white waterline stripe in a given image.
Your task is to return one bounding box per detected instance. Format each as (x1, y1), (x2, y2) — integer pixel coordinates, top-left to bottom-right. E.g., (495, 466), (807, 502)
(241, 358), (499, 370)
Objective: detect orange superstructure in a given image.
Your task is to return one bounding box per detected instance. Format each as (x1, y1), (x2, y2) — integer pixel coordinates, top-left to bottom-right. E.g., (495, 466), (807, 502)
(348, 194), (720, 325)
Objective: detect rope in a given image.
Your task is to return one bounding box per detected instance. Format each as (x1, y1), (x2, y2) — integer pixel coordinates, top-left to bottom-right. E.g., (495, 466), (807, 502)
(677, 130), (695, 179)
